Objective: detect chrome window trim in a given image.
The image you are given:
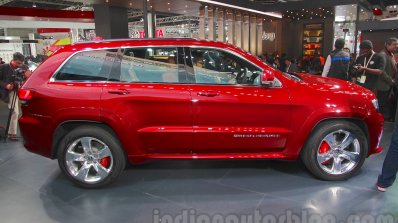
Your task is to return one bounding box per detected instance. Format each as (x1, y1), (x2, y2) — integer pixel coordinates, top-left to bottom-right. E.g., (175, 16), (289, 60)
(49, 44), (282, 88)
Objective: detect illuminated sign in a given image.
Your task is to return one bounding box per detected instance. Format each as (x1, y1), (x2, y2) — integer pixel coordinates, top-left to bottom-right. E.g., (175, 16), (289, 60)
(262, 32), (276, 41)
(130, 29), (164, 38)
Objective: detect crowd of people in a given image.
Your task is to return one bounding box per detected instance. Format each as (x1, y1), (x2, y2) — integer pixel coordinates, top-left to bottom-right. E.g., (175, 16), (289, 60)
(259, 51), (327, 74)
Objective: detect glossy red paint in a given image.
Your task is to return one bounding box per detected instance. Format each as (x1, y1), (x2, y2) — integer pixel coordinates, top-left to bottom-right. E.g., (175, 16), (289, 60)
(19, 38), (384, 165)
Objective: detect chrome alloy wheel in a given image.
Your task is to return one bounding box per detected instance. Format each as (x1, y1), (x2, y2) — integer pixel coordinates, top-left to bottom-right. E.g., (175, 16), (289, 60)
(65, 137), (113, 184)
(316, 130), (361, 175)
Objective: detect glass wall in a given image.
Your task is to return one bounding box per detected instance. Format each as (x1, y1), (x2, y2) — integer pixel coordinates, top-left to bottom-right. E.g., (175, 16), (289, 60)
(333, 5), (358, 53)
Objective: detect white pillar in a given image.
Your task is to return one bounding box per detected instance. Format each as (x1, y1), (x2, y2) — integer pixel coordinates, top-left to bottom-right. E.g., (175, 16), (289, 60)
(71, 28), (79, 43)
(148, 12), (153, 38)
(28, 33), (37, 57)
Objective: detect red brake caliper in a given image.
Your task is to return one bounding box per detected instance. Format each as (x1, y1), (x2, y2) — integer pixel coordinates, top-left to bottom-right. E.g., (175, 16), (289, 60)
(99, 157), (111, 168)
(319, 141), (331, 165)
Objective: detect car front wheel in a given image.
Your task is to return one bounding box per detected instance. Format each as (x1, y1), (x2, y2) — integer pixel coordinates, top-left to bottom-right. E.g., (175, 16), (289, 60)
(301, 120), (368, 180)
(57, 126), (126, 188)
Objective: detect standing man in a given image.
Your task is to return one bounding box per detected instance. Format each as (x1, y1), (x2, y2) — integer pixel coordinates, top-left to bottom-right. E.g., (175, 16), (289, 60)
(322, 38), (350, 80)
(377, 38), (398, 121)
(310, 52), (322, 74)
(0, 52), (31, 141)
(284, 58), (299, 72)
(352, 40), (385, 93)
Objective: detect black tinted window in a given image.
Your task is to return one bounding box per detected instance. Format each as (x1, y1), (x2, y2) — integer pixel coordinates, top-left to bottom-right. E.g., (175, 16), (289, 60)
(55, 49), (117, 81)
(120, 47), (179, 83)
(191, 48), (261, 85)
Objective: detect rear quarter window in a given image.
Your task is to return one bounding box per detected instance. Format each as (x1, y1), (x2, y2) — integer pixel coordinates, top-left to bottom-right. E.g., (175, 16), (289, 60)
(54, 49), (117, 81)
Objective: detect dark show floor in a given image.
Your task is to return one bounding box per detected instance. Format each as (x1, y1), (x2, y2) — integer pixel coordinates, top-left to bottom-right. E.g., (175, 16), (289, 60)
(0, 113), (397, 222)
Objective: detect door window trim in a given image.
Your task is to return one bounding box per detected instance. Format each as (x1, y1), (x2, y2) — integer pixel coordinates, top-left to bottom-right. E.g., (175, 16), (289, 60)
(184, 46), (282, 88)
(110, 46), (188, 84)
(49, 47), (121, 83)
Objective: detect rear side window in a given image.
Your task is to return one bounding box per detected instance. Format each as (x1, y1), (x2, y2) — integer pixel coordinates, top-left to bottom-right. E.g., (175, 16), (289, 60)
(54, 49), (118, 81)
(119, 47), (180, 83)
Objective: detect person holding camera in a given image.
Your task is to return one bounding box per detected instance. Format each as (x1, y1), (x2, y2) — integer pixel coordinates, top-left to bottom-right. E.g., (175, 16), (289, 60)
(0, 52), (32, 141)
(352, 40), (385, 93)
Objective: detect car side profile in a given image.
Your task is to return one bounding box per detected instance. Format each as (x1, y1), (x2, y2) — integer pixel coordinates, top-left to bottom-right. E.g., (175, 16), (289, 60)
(18, 38), (384, 188)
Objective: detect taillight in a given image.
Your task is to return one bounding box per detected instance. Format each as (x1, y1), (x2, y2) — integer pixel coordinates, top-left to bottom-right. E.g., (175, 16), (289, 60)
(18, 89), (32, 103)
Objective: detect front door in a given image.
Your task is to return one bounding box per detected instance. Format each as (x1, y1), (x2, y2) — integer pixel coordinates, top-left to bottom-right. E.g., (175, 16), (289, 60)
(187, 47), (291, 154)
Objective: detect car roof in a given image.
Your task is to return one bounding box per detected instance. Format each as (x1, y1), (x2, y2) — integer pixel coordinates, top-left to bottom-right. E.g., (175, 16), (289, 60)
(63, 38), (235, 52)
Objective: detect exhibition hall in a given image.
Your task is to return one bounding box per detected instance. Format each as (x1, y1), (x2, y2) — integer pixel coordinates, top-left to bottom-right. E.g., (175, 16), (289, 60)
(0, 0), (398, 222)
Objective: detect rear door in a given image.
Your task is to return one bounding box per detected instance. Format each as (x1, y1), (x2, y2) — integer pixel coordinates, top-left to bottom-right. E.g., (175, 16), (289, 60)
(46, 49), (117, 122)
(101, 46), (193, 155)
(186, 47), (291, 154)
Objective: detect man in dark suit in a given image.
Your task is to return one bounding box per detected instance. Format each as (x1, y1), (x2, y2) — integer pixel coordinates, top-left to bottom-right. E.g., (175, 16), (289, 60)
(377, 37), (398, 121)
(284, 58), (298, 73)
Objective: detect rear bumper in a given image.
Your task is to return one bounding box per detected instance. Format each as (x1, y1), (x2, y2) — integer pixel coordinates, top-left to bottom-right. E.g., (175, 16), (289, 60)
(19, 114), (54, 158)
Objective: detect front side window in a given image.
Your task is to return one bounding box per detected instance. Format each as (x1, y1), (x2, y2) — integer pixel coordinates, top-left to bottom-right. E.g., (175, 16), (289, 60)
(120, 47), (179, 83)
(190, 48), (262, 85)
(55, 49), (117, 81)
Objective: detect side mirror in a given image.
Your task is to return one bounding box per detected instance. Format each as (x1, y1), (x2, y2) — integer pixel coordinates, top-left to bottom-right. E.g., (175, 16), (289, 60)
(261, 70), (275, 86)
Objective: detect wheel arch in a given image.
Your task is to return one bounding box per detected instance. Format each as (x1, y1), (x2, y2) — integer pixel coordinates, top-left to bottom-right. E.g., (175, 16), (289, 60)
(51, 120), (122, 159)
(299, 117), (370, 157)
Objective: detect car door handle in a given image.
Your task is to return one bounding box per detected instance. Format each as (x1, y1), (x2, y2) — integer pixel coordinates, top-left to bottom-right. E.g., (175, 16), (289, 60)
(108, 89), (131, 95)
(197, 91), (220, 97)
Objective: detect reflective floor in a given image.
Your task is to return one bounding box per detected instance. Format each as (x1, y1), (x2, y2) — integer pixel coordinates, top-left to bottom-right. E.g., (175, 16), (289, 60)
(0, 122), (397, 223)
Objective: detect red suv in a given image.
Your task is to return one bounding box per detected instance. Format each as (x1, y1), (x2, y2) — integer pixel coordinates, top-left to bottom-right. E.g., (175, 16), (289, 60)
(18, 39), (384, 188)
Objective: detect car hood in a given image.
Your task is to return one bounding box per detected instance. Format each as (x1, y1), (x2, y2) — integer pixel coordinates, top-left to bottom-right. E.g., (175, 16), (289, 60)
(295, 73), (373, 97)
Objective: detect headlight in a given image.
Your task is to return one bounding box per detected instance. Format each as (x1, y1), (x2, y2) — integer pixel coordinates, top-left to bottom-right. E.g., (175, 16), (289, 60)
(372, 99), (379, 110)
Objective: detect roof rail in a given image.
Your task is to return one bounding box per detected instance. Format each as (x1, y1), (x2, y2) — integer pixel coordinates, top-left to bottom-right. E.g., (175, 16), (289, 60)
(74, 38), (197, 44)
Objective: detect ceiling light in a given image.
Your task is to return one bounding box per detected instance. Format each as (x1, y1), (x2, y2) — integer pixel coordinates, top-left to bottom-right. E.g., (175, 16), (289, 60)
(32, 2), (37, 7)
(195, 0), (282, 18)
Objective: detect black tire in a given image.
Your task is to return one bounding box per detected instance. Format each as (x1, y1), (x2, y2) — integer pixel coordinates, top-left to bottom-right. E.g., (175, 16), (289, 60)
(57, 125), (126, 188)
(301, 120), (368, 181)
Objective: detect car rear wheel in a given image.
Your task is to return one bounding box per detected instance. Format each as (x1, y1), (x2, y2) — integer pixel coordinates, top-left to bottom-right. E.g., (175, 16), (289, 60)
(57, 126), (126, 188)
(301, 120), (368, 180)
